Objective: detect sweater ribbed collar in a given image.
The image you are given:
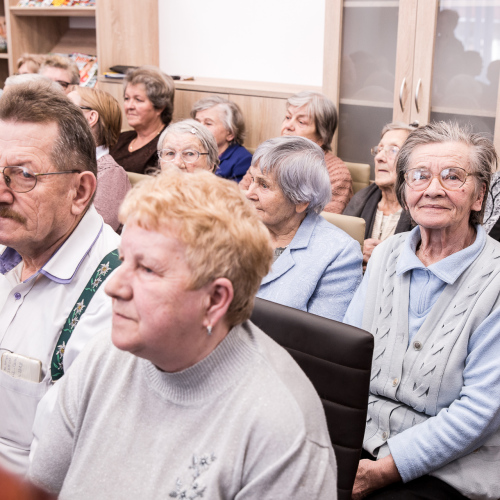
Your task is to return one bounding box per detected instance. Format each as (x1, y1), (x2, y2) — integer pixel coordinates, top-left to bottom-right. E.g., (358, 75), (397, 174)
(143, 321), (258, 405)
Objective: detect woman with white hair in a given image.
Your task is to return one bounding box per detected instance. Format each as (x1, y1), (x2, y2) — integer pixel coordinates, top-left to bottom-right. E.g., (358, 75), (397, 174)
(191, 96), (252, 182)
(246, 136), (363, 321)
(158, 119), (219, 173)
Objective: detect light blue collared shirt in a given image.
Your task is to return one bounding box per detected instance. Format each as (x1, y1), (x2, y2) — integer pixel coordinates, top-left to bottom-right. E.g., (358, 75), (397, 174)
(344, 225), (485, 342)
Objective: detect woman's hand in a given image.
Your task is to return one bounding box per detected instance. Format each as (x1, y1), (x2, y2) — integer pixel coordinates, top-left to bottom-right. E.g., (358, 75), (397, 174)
(362, 238), (381, 271)
(352, 455), (401, 499)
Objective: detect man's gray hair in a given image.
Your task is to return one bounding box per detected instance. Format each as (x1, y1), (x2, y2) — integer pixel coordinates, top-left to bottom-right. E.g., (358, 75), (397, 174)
(0, 80), (97, 178)
(158, 119), (220, 171)
(252, 136), (331, 214)
(395, 121), (496, 226)
(190, 96), (246, 145)
(286, 91), (338, 152)
(5, 73), (59, 89)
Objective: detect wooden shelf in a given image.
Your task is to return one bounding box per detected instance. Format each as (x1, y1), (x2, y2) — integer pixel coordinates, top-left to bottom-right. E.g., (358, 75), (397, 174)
(10, 6), (95, 17)
(431, 106), (496, 118)
(173, 77), (321, 99)
(51, 28), (96, 55)
(340, 97), (393, 109)
(0, 53), (8, 59)
(99, 75), (321, 99)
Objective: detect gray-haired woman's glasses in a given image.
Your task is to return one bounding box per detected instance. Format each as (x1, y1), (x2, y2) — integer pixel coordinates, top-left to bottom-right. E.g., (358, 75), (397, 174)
(405, 167), (477, 191)
(0, 166), (80, 193)
(158, 149), (209, 164)
(370, 145), (400, 158)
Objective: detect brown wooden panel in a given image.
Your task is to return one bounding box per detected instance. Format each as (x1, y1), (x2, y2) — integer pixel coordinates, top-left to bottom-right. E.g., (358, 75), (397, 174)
(172, 89), (224, 123)
(96, 0), (158, 75)
(229, 94), (286, 149)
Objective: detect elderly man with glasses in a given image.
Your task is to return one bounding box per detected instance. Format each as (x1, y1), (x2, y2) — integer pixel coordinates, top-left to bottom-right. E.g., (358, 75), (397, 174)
(0, 80), (120, 476)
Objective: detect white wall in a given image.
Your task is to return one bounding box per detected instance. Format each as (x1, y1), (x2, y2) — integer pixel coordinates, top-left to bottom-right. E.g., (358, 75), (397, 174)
(158, 0), (325, 86)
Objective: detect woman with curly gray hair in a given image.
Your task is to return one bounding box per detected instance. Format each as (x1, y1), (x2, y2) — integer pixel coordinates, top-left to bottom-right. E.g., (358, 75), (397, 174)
(246, 135), (362, 321)
(110, 66), (175, 175)
(191, 96), (252, 182)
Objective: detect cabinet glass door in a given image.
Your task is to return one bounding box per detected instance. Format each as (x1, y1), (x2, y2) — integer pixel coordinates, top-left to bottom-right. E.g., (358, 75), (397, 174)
(429, 1), (500, 139)
(337, 0), (402, 174)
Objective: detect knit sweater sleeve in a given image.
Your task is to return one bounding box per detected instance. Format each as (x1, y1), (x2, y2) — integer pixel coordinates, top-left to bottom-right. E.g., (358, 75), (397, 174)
(236, 436), (337, 499)
(322, 152), (353, 214)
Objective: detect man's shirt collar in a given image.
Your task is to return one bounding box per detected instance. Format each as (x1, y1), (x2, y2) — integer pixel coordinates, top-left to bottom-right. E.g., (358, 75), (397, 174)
(0, 205), (103, 284)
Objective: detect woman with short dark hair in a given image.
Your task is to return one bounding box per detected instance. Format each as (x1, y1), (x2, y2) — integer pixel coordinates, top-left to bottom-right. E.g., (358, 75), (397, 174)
(110, 66), (175, 175)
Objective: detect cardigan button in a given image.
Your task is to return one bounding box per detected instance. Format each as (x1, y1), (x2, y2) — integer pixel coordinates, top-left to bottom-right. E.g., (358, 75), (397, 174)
(413, 341), (422, 350)
(392, 378), (399, 387)
(382, 431), (388, 440)
(14, 292), (21, 300)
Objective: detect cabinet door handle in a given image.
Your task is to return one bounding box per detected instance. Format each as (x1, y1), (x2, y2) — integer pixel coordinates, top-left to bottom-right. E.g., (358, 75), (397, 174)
(415, 78), (422, 113)
(399, 77), (406, 112)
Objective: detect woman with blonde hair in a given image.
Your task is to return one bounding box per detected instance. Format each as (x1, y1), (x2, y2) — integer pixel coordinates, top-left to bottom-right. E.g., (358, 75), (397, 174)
(30, 169), (337, 498)
(68, 86), (131, 231)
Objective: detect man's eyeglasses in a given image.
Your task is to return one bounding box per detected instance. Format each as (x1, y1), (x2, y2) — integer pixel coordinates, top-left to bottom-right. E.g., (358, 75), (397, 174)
(158, 149), (209, 164)
(79, 106), (93, 111)
(0, 166), (80, 193)
(404, 167), (477, 191)
(370, 145), (400, 158)
(55, 80), (71, 90)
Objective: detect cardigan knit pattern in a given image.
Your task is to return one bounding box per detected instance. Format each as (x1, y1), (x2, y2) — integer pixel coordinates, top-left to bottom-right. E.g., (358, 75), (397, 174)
(29, 322), (337, 499)
(346, 227), (500, 499)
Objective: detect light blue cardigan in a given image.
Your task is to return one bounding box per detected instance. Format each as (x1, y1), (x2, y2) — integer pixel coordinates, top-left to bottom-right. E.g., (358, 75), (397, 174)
(257, 211), (362, 321)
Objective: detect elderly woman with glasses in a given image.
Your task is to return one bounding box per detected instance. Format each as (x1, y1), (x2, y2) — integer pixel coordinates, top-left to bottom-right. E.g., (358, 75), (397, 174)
(246, 136), (362, 321)
(29, 169), (337, 498)
(344, 123), (416, 269)
(344, 122), (500, 500)
(158, 119), (219, 173)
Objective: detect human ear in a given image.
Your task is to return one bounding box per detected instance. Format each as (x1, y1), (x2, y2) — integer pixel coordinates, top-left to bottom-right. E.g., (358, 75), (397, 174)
(295, 201), (310, 214)
(471, 183), (487, 212)
(70, 171), (97, 216)
(87, 110), (99, 129)
(203, 277), (234, 330)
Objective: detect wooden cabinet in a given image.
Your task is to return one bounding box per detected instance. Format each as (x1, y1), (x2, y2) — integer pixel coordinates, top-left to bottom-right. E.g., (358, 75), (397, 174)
(324, 0), (500, 172)
(1, 0), (158, 86)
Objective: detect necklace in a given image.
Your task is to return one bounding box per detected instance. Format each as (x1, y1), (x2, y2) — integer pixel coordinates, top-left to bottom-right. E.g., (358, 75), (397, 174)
(128, 123), (164, 153)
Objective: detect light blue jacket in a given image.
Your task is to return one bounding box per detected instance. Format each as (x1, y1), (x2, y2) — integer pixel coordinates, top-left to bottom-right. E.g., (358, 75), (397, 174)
(257, 212), (362, 321)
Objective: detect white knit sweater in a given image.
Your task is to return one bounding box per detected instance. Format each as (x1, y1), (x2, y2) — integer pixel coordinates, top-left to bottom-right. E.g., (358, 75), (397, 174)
(29, 322), (337, 499)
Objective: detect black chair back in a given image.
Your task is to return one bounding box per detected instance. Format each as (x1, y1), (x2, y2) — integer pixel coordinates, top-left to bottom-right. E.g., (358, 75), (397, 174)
(250, 298), (373, 500)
